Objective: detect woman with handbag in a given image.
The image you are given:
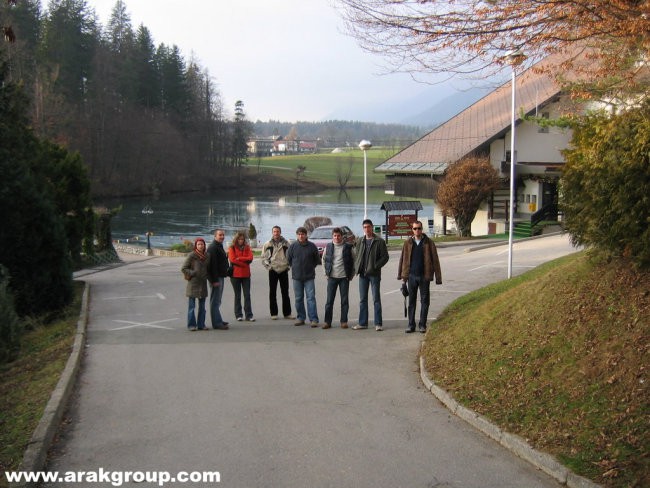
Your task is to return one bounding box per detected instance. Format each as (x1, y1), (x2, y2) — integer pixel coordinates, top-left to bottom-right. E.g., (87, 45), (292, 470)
(228, 231), (255, 322)
(181, 237), (210, 331)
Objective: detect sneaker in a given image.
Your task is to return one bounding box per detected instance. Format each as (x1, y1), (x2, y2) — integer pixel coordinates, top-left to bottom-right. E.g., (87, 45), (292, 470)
(246, 317), (255, 322)
(213, 324), (229, 330)
(236, 317), (243, 321)
(341, 322), (348, 329)
(271, 315), (278, 320)
(419, 327), (426, 334)
(284, 315), (296, 320)
(294, 320), (305, 326)
(375, 325), (383, 331)
(352, 324), (368, 330)
(322, 323), (331, 329)
(188, 326), (197, 331)
(310, 321), (319, 328)
(405, 328), (416, 334)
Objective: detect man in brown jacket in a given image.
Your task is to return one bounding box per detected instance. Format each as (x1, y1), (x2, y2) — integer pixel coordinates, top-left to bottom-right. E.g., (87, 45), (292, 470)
(397, 220), (442, 333)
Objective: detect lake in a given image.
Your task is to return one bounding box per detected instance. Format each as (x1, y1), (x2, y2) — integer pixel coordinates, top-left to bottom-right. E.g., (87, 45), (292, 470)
(109, 188), (434, 248)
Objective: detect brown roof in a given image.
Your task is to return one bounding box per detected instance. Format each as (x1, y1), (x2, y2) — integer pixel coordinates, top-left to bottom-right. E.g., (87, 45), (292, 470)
(376, 56), (563, 174)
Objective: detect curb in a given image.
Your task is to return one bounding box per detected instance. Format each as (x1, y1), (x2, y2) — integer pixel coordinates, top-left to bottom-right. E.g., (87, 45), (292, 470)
(418, 354), (600, 488)
(11, 282), (90, 488)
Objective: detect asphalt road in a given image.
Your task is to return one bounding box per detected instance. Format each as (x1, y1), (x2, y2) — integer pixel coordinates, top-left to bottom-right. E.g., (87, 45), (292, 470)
(46, 235), (579, 488)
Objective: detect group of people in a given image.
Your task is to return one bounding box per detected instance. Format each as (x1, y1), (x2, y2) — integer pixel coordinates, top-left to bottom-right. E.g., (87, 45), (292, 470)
(181, 219), (442, 333)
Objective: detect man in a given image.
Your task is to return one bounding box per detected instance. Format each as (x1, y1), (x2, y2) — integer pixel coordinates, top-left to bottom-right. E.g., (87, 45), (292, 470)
(323, 227), (354, 329)
(206, 228), (230, 330)
(286, 226), (322, 327)
(353, 219), (389, 331)
(398, 220), (442, 333)
(261, 225), (293, 320)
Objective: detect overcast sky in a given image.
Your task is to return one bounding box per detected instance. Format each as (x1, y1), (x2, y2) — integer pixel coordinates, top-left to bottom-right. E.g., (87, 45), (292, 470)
(46, 0), (451, 123)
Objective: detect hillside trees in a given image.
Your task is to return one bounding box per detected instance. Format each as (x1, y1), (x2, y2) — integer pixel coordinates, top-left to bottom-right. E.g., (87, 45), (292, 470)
(1, 0), (241, 197)
(436, 156), (500, 237)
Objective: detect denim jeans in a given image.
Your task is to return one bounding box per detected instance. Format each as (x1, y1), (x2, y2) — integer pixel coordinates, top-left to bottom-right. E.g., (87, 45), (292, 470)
(210, 277), (226, 326)
(269, 269), (292, 317)
(407, 274), (430, 330)
(358, 274), (382, 326)
(188, 297), (206, 329)
(292, 279), (318, 322)
(230, 277), (253, 319)
(324, 277), (349, 325)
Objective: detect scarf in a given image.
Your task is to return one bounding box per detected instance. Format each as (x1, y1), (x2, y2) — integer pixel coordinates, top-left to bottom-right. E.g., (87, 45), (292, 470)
(194, 238), (207, 261)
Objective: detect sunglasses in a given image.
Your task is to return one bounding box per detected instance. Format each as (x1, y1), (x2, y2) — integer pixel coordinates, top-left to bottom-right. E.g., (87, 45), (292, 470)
(412, 227), (422, 230)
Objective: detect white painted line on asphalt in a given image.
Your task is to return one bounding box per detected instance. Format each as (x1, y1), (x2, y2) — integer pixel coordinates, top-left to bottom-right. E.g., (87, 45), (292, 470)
(110, 318), (177, 331)
(156, 293), (166, 300)
(469, 262), (503, 271)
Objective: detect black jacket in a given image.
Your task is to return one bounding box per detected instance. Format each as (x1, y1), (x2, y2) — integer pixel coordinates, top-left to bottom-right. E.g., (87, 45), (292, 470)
(207, 240), (229, 282)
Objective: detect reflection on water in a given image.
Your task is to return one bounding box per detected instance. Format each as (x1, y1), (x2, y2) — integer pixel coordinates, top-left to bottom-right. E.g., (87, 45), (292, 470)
(108, 189), (433, 248)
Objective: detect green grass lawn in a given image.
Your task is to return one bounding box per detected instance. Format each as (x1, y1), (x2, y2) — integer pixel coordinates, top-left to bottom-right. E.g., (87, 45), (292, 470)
(422, 252), (649, 487)
(247, 147), (392, 188)
(0, 283), (83, 487)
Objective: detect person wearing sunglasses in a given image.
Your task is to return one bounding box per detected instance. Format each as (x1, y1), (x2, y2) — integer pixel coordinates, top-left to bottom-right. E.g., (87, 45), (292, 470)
(397, 220), (442, 333)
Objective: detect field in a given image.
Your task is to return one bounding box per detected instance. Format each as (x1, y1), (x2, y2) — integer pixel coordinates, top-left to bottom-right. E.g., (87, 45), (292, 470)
(246, 147), (395, 188)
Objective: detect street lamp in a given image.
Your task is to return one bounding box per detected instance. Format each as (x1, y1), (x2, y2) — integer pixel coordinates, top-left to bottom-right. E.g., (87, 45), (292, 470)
(504, 49), (526, 279)
(358, 139), (372, 219)
(141, 205), (154, 253)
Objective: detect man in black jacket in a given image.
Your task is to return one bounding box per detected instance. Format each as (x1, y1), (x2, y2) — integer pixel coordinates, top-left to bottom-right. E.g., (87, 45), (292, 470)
(207, 229), (230, 330)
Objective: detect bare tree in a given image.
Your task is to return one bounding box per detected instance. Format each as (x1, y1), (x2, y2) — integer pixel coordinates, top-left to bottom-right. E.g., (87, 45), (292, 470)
(336, 156), (354, 189)
(337, 0), (650, 95)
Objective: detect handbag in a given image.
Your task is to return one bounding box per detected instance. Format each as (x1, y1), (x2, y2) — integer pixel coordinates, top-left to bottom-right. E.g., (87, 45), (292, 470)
(227, 263), (234, 277)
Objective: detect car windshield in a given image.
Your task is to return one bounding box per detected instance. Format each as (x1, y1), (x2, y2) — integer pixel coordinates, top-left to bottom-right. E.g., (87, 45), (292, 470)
(310, 228), (332, 239)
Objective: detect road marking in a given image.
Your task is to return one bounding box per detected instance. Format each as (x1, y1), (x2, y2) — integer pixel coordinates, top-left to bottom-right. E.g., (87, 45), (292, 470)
(110, 318), (177, 331)
(469, 262), (503, 271)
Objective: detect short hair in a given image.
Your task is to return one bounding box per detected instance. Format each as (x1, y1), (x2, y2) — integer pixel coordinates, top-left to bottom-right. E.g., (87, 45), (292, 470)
(362, 219), (373, 227)
(272, 225), (281, 232)
(214, 228), (225, 235)
(332, 227), (342, 235)
(296, 226), (308, 235)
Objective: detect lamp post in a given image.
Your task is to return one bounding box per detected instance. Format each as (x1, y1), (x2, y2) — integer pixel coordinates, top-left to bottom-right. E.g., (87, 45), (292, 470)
(141, 205), (154, 254)
(504, 49), (526, 279)
(358, 139), (372, 219)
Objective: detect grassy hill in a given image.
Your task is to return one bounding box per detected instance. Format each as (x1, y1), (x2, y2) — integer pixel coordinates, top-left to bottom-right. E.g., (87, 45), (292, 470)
(422, 252), (648, 487)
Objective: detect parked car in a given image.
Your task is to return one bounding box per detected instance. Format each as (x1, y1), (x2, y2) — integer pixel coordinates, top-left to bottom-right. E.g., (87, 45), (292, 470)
(309, 225), (356, 256)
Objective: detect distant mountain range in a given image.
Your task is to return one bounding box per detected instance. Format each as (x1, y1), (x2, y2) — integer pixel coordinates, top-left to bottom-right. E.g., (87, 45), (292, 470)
(324, 83), (492, 130)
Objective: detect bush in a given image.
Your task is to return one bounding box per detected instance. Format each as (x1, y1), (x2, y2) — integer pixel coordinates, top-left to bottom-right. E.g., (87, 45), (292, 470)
(0, 266), (21, 363)
(0, 62), (73, 316)
(562, 103), (650, 268)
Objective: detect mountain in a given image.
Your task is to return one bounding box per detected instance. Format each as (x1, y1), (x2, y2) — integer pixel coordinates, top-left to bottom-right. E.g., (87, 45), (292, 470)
(324, 84), (492, 130)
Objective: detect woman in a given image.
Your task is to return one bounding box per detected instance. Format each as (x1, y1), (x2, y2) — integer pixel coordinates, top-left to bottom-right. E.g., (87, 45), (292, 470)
(181, 237), (210, 330)
(228, 231), (254, 321)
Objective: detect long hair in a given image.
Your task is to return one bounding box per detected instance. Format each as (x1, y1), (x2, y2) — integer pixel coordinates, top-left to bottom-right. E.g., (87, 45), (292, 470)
(230, 231), (247, 248)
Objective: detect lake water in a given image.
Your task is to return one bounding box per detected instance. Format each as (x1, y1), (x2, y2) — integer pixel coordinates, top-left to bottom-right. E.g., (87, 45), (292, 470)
(109, 188), (434, 247)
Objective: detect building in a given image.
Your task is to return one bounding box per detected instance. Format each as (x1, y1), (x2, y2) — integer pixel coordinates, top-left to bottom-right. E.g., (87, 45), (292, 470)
(375, 55), (583, 236)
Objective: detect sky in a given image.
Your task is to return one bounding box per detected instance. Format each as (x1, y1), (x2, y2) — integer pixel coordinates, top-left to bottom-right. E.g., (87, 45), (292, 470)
(45, 0), (454, 123)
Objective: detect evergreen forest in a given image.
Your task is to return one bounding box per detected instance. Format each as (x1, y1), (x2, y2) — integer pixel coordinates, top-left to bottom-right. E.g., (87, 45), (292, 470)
(0, 0), (422, 198)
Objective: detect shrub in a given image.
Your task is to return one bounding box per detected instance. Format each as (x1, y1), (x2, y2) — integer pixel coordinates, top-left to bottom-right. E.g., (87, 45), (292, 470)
(562, 103), (650, 268)
(0, 266), (21, 363)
